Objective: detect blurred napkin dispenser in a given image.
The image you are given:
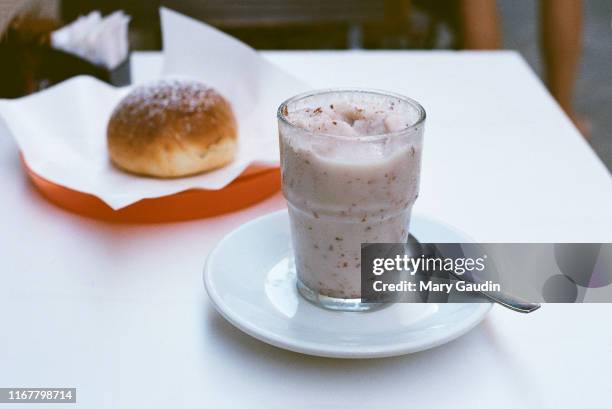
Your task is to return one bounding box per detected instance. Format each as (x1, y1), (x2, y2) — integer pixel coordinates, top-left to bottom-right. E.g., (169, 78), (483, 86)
(38, 45), (131, 89)
(0, 11), (131, 98)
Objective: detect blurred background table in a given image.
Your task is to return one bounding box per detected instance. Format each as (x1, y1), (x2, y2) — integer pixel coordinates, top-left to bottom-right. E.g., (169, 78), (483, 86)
(0, 51), (611, 409)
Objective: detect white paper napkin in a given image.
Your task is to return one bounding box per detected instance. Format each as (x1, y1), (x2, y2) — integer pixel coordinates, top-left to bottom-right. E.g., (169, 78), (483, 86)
(0, 7), (309, 210)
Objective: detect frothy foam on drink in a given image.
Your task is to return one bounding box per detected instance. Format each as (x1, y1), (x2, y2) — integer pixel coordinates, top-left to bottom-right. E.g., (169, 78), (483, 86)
(285, 97), (417, 137)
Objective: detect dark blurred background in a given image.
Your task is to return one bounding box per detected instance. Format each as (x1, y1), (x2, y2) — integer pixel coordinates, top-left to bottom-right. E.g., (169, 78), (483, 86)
(1, 0), (610, 169)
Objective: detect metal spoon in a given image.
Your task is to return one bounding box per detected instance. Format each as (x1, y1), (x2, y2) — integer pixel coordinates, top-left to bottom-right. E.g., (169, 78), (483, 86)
(406, 236), (541, 313)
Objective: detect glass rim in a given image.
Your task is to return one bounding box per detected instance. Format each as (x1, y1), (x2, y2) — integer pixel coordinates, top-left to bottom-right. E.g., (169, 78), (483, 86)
(277, 88), (426, 141)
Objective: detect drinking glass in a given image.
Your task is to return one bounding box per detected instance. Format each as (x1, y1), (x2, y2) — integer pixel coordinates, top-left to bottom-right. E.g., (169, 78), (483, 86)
(277, 89), (425, 311)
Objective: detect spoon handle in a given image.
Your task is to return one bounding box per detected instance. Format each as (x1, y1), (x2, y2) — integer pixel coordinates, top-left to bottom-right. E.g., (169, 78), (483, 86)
(446, 270), (541, 313)
(413, 240), (542, 314)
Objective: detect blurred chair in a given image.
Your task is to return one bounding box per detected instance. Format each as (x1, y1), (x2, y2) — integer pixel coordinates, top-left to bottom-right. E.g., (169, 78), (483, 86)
(60, 0), (423, 50)
(165, 0), (393, 49)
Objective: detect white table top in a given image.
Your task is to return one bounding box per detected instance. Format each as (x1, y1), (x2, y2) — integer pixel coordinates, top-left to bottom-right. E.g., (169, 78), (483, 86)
(1, 51), (611, 409)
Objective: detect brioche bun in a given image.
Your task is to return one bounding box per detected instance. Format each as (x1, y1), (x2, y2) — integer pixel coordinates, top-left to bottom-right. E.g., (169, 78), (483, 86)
(107, 79), (237, 178)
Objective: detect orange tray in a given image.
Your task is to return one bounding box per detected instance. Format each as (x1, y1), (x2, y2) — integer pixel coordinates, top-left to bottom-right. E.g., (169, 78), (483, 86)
(22, 157), (280, 223)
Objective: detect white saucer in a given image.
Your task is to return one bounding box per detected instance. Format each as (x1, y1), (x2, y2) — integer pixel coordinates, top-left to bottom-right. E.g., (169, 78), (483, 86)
(204, 210), (491, 359)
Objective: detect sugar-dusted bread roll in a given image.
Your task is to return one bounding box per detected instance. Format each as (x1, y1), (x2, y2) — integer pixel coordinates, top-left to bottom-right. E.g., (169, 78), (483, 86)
(107, 79), (237, 178)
